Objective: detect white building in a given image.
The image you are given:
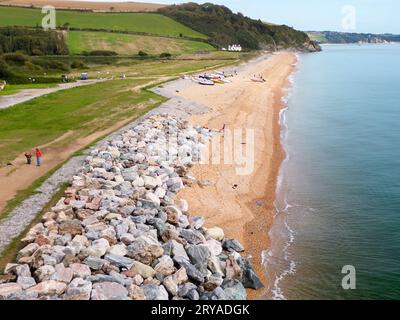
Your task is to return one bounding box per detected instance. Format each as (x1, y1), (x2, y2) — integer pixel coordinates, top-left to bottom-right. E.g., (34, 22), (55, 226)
(228, 44), (242, 52)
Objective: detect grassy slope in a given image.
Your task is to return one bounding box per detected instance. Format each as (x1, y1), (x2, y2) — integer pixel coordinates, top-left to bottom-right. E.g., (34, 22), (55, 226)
(0, 78), (165, 164)
(0, 6), (207, 38)
(67, 31), (215, 55)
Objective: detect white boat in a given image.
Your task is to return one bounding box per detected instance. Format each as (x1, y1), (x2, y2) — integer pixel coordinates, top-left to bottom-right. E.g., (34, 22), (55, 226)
(198, 78), (215, 86)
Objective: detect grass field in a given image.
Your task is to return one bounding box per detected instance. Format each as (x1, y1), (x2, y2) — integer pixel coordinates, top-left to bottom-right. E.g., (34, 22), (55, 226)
(0, 83), (57, 96)
(68, 55), (242, 80)
(0, 78), (166, 164)
(0, 6), (207, 39)
(67, 31), (215, 55)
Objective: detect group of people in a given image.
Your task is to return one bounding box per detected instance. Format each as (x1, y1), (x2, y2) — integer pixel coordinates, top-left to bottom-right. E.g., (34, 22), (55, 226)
(24, 148), (42, 167)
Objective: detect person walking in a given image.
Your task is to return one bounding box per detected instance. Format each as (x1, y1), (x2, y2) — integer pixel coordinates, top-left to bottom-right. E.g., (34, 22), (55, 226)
(24, 151), (32, 165)
(35, 148), (42, 167)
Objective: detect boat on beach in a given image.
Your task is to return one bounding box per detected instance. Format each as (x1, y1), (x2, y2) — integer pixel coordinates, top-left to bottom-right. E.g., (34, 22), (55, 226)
(212, 78), (224, 84)
(251, 76), (266, 83)
(197, 78), (215, 85)
(192, 69), (236, 86)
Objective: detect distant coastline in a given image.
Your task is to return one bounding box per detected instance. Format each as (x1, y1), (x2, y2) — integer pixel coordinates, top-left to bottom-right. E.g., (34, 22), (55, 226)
(308, 30), (400, 44)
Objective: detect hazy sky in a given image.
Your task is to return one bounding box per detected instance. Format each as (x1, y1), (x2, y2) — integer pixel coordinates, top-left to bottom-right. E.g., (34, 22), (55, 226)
(101, 0), (399, 34)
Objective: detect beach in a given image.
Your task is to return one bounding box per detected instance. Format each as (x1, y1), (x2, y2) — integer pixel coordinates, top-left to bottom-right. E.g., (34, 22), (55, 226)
(0, 51), (297, 300)
(176, 51), (297, 298)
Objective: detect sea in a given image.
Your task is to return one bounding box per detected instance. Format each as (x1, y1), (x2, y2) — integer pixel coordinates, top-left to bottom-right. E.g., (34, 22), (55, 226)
(264, 44), (400, 300)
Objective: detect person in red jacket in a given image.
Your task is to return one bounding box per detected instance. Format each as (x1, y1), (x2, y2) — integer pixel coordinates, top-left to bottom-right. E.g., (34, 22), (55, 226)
(35, 148), (42, 167)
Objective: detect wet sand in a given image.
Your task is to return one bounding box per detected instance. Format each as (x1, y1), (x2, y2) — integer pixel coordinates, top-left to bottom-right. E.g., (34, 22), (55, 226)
(176, 52), (297, 299)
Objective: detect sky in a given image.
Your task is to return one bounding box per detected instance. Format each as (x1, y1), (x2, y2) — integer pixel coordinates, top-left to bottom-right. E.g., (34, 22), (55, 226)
(98, 0), (400, 34)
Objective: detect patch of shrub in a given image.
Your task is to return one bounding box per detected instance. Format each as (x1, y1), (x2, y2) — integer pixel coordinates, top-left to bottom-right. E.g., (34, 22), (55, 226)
(32, 59), (69, 72)
(0, 57), (11, 79)
(5, 74), (61, 84)
(71, 60), (86, 69)
(0, 27), (69, 55)
(31, 48), (44, 56)
(82, 50), (118, 56)
(138, 51), (148, 57)
(2, 52), (28, 65)
(159, 52), (172, 59)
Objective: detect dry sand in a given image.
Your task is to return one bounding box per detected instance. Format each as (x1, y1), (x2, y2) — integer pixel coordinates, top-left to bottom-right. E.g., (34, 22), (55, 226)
(176, 52), (297, 299)
(0, 0), (166, 12)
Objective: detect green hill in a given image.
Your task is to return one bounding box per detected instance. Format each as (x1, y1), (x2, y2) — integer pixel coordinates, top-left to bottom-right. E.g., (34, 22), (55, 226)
(0, 6), (207, 39)
(159, 3), (321, 52)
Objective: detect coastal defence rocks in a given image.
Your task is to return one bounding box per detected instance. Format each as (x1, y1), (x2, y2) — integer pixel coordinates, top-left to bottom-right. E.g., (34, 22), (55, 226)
(0, 114), (263, 300)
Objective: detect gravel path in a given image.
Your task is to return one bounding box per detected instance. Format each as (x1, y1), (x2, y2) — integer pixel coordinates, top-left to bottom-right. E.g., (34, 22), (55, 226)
(0, 156), (85, 253)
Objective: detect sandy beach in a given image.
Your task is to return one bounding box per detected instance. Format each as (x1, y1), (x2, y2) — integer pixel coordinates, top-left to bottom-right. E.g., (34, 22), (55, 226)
(176, 52), (297, 299)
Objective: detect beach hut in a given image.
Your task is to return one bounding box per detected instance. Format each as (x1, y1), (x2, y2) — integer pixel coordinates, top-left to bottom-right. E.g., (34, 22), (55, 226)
(228, 44), (242, 52)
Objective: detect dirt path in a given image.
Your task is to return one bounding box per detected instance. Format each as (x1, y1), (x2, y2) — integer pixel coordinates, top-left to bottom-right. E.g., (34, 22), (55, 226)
(175, 52), (297, 299)
(0, 80), (102, 110)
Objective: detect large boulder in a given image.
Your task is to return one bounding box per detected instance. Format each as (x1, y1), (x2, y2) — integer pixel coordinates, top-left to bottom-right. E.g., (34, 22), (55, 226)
(27, 280), (67, 296)
(65, 278), (92, 300)
(126, 236), (164, 265)
(91, 282), (128, 300)
(222, 279), (246, 300)
(85, 238), (110, 258)
(129, 261), (156, 279)
(0, 283), (23, 299)
(142, 284), (168, 300)
(104, 254), (134, 270)
(59, 220), (83, 236)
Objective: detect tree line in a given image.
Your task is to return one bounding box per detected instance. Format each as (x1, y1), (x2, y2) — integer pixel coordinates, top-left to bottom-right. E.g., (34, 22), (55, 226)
(0, 27), (69, 56)
(159, 3), (320, 51)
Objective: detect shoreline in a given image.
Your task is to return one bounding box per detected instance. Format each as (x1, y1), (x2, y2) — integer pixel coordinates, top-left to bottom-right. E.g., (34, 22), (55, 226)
(174, 52), (297, 299)
(0, 52), (297, 300)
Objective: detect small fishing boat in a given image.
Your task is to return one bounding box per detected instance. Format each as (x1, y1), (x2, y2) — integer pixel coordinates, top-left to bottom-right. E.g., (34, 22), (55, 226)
(198, 78), (215, 86)
(212, 79), (225, 84)
(209, 73), (222, 79)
